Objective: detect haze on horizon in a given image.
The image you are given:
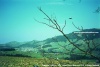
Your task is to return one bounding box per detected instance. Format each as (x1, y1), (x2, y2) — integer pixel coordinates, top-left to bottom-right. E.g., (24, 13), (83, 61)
(0, 0), (100, 44)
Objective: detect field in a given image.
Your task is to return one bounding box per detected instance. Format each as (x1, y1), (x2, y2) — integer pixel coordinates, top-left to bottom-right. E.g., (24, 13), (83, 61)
(0, 56), (99, 67)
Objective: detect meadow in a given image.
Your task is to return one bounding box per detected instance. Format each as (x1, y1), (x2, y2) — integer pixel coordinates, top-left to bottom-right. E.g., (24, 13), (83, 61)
(0, 56), (99, 67)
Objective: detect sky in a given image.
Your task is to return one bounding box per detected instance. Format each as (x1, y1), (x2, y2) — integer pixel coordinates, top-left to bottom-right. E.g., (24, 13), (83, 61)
(0, 0), (100, 44)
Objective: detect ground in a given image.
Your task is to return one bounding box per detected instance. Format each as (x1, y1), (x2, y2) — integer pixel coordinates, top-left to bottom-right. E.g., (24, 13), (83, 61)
(0, 56), (99, 67)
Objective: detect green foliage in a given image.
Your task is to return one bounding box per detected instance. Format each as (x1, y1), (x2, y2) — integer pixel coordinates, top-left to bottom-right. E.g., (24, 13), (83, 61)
(0, 51), (43, 58)
(0, 56), (98, 67)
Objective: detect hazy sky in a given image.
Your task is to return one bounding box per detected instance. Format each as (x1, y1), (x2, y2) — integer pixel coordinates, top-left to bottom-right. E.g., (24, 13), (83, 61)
(0, 0), (100, 43)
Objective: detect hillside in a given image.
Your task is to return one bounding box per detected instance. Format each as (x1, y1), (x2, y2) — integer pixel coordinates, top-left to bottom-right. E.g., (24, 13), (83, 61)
(0, 28), (100, 60)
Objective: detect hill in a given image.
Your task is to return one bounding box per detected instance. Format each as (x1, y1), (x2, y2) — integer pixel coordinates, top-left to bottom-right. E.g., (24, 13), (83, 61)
(0, 28), (100, 60)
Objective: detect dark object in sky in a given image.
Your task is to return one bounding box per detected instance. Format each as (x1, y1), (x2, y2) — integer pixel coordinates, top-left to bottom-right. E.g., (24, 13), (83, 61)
(79, 0), (82, 3)
(94, 6), (100, 13)
(63, 0), (81, 3)
(63, 0), (66, 1)
(69, 18), (72, 19)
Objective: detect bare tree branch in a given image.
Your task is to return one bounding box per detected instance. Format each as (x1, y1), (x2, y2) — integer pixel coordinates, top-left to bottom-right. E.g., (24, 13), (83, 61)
(34, 19), (56, 29)
(72, 22), (83, 31)
(62, 20), (66, 31)
(36, 8), (100, 61)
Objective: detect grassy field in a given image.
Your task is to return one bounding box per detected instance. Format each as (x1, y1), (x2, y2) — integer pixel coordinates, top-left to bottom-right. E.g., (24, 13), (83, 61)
(0, 56), (99, 67)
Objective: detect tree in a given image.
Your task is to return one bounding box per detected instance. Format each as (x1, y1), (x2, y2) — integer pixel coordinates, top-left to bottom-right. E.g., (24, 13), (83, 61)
(35, 7), (100, 62)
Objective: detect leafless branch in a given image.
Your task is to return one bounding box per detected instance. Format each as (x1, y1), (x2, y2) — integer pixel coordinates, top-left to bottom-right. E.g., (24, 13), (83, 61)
(72, 22), (83, 31)
(34, 19), (56, 29)
(62, 20), (66, 31)
(36, 8), (100, 61)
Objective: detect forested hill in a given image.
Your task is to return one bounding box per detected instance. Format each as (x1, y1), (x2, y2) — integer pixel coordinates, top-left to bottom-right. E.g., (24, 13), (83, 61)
(44, 28), (100, 44)
(0, 28), (100, 48)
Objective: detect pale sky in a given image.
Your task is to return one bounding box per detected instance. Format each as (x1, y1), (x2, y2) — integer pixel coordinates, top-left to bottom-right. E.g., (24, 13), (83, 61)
(0, 0), (100, 43)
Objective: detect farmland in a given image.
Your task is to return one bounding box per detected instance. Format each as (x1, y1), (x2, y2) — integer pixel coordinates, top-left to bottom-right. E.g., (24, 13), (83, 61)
(0, 56), (99, 67)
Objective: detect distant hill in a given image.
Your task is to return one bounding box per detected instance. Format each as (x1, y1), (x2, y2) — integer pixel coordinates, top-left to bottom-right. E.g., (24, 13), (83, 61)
(1, 28), (100, 48)
(0, 28), (100, 59)
(18, 40), (39, 48)
(5, 41), (25, 48)
(44, 28), (100, 44)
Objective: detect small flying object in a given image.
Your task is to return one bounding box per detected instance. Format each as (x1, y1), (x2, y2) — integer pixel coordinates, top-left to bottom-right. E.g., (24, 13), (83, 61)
(69, 17), (72, 19)
(63, 0), (66, 1)
(94, 6), (100, 13)
(79, 0), (82, 3)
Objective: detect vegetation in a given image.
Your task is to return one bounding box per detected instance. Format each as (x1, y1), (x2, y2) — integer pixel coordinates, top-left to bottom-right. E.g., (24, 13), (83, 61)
(0, 51), (43, 58)
(0, 56), (98, 67)
(35, 7), (100, 63)
(0, 5), (100, 66)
